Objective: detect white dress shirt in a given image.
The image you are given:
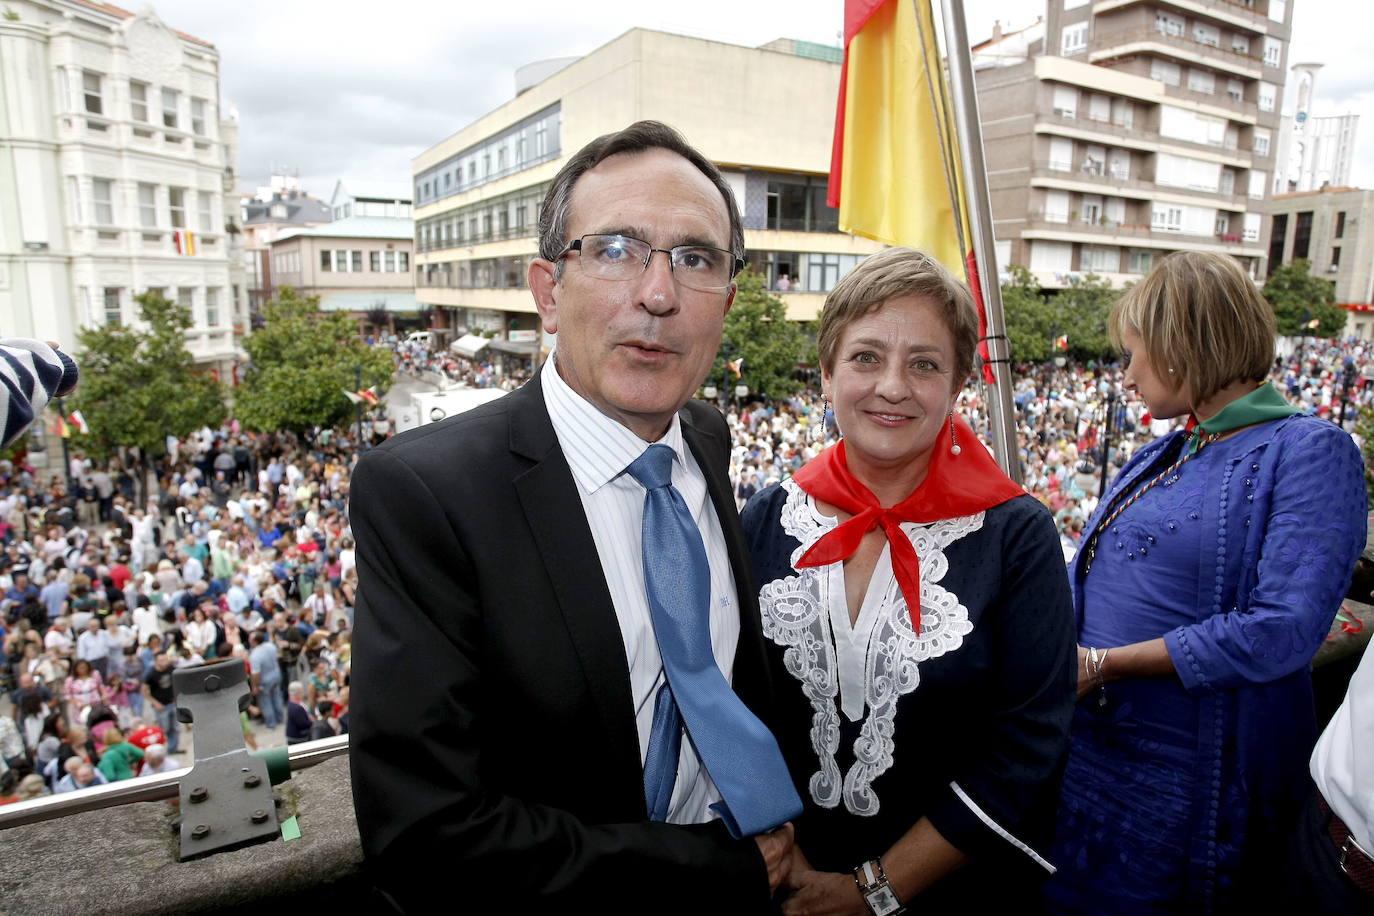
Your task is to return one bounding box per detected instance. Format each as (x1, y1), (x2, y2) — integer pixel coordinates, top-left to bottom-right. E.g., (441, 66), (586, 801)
(542, 352), (740, 826)
(1311, 640), (1374, 854)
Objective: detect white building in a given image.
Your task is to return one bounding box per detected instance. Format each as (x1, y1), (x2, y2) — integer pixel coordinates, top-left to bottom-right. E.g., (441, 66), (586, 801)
(1272, 62), (1360, 194)
(0, 0), (245, 373)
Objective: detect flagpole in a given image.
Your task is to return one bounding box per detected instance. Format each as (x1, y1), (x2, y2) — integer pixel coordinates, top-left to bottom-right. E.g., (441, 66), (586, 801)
(937, 0), (1021, 484)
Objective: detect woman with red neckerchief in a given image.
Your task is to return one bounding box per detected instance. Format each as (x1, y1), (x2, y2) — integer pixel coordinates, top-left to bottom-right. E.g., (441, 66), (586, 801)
(741, 247), (1076, 914)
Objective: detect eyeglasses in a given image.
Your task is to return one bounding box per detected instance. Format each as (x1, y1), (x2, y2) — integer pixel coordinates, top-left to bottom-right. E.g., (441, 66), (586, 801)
(555, 234), (743, 292)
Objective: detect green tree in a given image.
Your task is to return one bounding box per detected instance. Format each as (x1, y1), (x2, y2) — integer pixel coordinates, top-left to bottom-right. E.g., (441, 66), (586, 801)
(235, 288), (393, 434)
(1001, 265), (1056, 363)
(1055, 272), (1119, 361)
(712, 269), (808, 400)
(1263, 259), (1344, 337)
(73, 291), (225, 498)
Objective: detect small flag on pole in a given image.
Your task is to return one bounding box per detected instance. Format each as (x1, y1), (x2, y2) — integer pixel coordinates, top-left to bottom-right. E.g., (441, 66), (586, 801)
(67, 410), (89, 434)
(52, 415), (69, 439)
(342, 389), (364, 405)
(727, 358), (744, 379)
(359, 386), (379, 406)
(1055, 335), (1069, 351)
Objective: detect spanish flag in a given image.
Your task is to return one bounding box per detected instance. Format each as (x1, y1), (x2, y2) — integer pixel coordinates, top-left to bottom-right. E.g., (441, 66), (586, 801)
(173, 230), (197, 256)
(828, 0), (968, 274)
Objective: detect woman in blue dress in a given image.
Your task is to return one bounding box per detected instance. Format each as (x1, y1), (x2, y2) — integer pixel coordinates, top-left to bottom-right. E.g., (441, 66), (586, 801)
(1043, 251), (1368, 914)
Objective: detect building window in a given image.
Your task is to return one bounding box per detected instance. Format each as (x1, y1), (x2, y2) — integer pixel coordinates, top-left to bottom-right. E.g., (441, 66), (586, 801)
(206, 288), (220, 326)
(1061, 23), (1087, 54)
(1268, 213), (1288, 273)
(1332, 246), (1342, 269)
(162, 89), (179, 128)
(103, 288), (122, 325)
(321, 250), (332, 271)
(82, 71), (103, 115)
(198, 191), (213, 232)
(1127, 250), (1154, 274)
(129, 80), (149, 122)
(168, 187), (187, 228)
(176, 287), (195, 314)
(191, 98), (207, 136)
(1081, 245), (1117, 272)
(91, 179), (114, 225)
(1150, 59), (1181, 86)
(1151, 204), (1183, 232)
(1243, 212), (1261, 242)
(1263, 37), (1282, 67)
(1253, 128), (1271, 156)
(1155, 12), (1184, 36)
(138, 183), (157, 228)
(1248, 169), (1267, 198)
(1044, 190), (1070, 223)
(1336, 211), (1346, 238)
(1270, 0), (1287, 21)
(1293, 210), (1313, 260)
(370, 251), (381, 272)
(1231, 35), (1250, 56)
(1227, 79), (1244, 102)
(1193, 24), (1220, 47)
(398, 252), (409, 271)
(1258, 82), (1276, 112)
(1187, 69), (1215, 95)
(1052, 85), (1078, 118)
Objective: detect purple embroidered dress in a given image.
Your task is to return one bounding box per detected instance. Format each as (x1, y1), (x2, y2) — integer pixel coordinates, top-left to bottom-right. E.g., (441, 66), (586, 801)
(1044, 415), (1367, 914)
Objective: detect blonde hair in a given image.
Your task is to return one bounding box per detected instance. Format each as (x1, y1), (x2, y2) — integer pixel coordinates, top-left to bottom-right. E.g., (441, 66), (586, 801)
(1110, 251), (1274, 405)
(816, 247), (979, 387)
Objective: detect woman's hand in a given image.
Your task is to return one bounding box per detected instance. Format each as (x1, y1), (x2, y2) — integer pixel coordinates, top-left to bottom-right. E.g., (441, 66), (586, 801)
(1076, 645), (1095, 700)
(781, 869), (866, 916)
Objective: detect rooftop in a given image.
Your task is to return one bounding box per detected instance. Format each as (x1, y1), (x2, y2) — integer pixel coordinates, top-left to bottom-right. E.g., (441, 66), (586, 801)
(273, 216), (414, 243)
(70, 0), (214, 49)
(333, 179), (413, 203)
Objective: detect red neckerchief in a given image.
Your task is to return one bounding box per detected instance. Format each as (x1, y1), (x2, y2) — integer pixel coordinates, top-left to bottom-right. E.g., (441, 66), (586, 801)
(791, 414), (1023, 634)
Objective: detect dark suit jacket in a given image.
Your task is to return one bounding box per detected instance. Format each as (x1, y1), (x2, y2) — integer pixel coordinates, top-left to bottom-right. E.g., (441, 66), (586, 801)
(348, 373), (776, 913)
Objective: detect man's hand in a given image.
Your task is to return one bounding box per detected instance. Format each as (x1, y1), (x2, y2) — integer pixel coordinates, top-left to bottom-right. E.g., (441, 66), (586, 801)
(780, 869), (866, 916)
(754, 822), (796, 892)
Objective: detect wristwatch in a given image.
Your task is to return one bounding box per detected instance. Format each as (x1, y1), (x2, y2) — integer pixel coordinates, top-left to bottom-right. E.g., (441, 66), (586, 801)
(853, 858), (905, 916)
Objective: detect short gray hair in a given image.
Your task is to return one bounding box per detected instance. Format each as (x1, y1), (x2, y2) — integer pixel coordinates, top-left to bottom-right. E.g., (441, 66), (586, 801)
(288, 681), (304, 699)
(536, 120), (744, 270)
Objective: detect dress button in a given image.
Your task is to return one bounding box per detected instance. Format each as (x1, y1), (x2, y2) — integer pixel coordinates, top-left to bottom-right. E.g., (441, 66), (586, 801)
(1189, 512), (1199, 520)
(1117, 542), (1124, 549)
(1128, 553), (1135, 560)
(1247, 494), (1254, 501)
(1252, 463), (1260, 472)
(1244, 478), (1252, 487)
(1147, 536), (1156, 545)
(1139, 547), (1148, 557)
(1168, 522), (1178, 531)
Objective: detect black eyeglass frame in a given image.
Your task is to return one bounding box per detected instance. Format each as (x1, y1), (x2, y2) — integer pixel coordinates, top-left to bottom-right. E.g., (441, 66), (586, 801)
(555, 234), (745, 292)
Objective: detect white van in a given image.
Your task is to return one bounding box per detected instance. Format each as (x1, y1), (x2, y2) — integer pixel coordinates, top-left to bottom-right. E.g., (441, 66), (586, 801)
(404, 330), (433, 347)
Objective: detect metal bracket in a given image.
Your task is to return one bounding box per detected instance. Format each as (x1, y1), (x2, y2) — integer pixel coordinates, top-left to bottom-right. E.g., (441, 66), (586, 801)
(173, 659), (279, 861)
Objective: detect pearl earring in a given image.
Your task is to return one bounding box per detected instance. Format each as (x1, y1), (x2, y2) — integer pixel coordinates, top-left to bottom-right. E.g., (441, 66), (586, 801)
(949, 413), (962, 456)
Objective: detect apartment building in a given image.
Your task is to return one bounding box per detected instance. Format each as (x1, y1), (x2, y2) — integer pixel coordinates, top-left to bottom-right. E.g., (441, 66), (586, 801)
(411, 28), (882, 361)
(1264, 186), (1374, 337)
(976, 0), (1292, 289)
(241, 173), (332, 316)
(267, 218), (415, 322)
(0, 0), (245, 373)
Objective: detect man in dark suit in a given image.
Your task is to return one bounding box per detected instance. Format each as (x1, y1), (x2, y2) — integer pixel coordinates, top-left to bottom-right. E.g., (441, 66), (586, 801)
(350, 121), (796, 912)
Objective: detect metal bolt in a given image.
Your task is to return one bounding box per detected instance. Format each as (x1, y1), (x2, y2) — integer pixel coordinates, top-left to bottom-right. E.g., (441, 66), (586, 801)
(189, 786), (208, 803)
(191, 824), (211, 840)
(273, 793), (284, 808)
(243, 773), (262, 788)
(251, 809), (269, 824)
(204, 674), (222, 692)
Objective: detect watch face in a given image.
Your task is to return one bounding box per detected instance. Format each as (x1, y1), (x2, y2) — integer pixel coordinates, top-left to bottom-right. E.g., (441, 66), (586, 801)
(865, 886), (903, 916)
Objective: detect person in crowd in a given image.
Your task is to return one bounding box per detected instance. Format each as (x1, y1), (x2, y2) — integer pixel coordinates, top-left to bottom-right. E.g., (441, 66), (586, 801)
(137, 743), (180, 777)
(740, 247), (1076, 912)
(248, 631), (283, 730)
(55, 757), (106, 794)
(285, 681), (313, 745)
(1043, 251), (1368, 913)
(94, 726), (143, 782)
(349, 121), (800, 912)
(141, 652), (178, 754)
(63, 658), (107, 724)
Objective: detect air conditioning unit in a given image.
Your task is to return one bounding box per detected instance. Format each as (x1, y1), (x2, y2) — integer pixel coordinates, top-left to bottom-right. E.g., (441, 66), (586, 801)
(1328, 264), (1340, 272)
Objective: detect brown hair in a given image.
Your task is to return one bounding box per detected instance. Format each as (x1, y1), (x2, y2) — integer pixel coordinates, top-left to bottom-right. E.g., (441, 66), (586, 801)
(816, 247), (979, 387)
(537, 120), (743, 266)
(1110, 251), (1274, 405)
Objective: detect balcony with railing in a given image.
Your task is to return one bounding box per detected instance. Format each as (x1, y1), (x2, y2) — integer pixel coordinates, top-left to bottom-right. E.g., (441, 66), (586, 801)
(1089, 26), (1264, 79)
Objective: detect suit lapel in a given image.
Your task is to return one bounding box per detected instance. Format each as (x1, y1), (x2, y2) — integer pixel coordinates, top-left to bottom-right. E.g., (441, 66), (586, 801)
(507, 376), (644, 794)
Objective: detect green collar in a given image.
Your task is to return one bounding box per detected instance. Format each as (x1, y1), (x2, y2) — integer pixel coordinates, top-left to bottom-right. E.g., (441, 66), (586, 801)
(1185, 383), (1300, 453)
(1197, 382), (1301, 434)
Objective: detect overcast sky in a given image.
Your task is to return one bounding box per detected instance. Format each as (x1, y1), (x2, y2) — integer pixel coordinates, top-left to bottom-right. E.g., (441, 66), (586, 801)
(143, 0), (1373, 197)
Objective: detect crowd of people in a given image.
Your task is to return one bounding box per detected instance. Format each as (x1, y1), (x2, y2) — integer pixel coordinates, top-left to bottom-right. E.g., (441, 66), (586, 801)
(2, 328), (1370, 856)
(1, 427), (361, 802)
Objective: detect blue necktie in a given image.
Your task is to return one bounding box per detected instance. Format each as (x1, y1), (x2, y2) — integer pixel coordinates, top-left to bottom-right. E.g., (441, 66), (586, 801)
(628, 444), (801, 838)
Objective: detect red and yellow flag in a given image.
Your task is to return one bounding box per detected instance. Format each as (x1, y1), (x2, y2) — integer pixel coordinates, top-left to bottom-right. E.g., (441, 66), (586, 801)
(828, 0), (969, 274)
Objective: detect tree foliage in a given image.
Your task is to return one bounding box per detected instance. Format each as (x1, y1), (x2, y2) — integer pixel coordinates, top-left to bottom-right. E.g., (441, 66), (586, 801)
(1263, 259), (1344, 337)
(73, 291), (225, 460)
(235, 288), (394, 434)
(713, 269), (809, 401)
(1000, 265), (1121, 363)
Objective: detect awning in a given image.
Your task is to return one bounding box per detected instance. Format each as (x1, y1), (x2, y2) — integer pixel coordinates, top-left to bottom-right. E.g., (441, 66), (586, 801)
(318, 291), (419, 313)
(487, 338), (540, 356)
(450, 334), (491, 358)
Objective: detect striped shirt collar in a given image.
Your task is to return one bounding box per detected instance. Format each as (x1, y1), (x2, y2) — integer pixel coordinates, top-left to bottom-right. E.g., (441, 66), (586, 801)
(542, 349), (688, 495)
